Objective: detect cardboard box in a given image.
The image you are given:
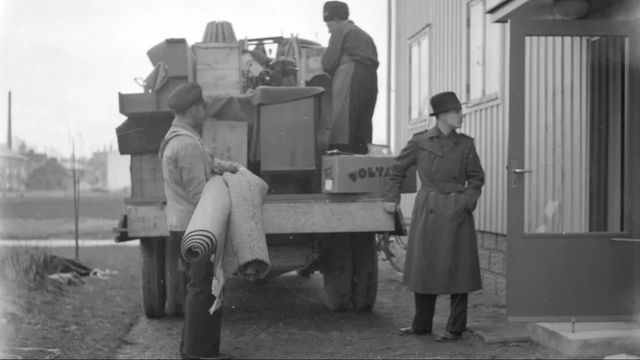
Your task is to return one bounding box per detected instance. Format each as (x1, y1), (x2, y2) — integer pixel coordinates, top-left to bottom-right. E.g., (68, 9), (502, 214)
(202, 120), (248, 166)
(321, 155), (417, 194)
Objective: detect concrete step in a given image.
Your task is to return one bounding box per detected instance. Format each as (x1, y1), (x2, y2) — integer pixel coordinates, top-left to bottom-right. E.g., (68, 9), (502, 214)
(474, 322), (532, 344)
(528, 322), (640, 358)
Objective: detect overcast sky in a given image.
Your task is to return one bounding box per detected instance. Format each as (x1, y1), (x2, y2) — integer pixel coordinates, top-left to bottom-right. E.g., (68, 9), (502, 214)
(0, 0), (388, 158)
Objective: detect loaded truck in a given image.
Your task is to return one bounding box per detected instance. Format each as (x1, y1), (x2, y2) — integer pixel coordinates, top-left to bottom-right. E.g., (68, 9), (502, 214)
(114, 23), (414, 318)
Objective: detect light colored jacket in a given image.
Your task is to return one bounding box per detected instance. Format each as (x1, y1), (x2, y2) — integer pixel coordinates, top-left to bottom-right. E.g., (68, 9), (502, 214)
(159, 121), (213, 232)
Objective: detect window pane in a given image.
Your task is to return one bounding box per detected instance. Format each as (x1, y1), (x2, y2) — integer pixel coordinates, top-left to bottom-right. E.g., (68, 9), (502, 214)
(419, 36), (430, 117)
(410, 42), (420, 120)
(485, 18), (501, 95)
(468, 0), (484, 100)
(523, 36), (626, 233)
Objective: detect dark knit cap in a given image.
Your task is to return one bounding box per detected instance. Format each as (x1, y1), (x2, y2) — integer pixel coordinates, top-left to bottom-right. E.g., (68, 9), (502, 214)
(429, 91), (462, 116)
(323, 1), (349, 21)
(167, 82), (204, 113)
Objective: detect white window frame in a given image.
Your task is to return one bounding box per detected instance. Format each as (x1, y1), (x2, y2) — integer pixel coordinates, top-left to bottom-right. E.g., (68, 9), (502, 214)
(408, 25), (430, 124)
(467, 0), (503, 103)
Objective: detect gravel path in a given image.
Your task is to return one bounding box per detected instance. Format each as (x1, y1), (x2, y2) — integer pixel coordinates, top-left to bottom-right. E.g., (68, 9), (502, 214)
(116, 261), (565, 359)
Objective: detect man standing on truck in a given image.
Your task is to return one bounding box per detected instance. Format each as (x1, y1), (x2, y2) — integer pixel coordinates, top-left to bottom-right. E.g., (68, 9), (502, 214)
(321, 0), (379, 155)
(159, 82), (240, 359)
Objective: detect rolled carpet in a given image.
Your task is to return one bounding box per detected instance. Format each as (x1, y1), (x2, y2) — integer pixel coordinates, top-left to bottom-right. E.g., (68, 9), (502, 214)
(221, 167), (270, 281)
(181, 176), (231, 263)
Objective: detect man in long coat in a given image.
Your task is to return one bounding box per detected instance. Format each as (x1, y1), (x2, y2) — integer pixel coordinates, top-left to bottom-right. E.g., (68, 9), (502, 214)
(383, 91), (485, 342)
(321, 1), (378, 154)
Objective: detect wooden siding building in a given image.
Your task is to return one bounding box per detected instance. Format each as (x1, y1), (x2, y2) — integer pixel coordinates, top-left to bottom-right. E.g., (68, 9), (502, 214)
(390, 0), (640, 321)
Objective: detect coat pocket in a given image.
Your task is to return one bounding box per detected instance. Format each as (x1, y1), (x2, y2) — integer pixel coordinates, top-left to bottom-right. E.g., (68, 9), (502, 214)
(437, 192), (465, 216)
(462, 193), (477, 213)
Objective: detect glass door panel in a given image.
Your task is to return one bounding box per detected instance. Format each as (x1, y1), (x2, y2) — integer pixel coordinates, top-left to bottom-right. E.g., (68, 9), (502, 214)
(523, 36), (626, 234)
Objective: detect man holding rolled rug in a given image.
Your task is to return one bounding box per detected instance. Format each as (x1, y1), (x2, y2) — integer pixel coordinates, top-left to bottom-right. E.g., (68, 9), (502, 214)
(159, 82), (240, 360)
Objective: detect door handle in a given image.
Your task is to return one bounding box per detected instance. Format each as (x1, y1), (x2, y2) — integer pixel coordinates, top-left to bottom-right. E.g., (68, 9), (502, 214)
(509, 161), (532, 188)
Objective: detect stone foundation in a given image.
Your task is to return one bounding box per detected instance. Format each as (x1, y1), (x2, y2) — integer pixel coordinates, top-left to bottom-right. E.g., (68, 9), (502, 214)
(477, 231), (507, 306)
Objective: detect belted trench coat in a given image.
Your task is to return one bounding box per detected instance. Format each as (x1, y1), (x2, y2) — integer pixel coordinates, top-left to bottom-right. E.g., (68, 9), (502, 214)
(384, 126), (485, 294)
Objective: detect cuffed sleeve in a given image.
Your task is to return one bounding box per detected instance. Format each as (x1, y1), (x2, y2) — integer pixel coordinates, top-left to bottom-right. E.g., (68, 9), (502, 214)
(463, 143), (485, 211)
(321, 25), (348, 76)
(384, 139), (418, 203)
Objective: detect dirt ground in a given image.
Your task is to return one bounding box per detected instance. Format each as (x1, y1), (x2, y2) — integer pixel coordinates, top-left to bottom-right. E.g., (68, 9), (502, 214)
(116, 260), (565, 359)
(1, 192), (567, 359)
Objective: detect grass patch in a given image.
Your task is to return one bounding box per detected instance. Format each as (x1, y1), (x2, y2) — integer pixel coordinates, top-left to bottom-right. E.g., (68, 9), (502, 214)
(0, 245), (142, 358)
(0, 247), (68, 295)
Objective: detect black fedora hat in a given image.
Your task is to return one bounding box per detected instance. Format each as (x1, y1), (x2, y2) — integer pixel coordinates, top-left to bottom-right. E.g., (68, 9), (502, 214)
(429, 91), (462, 116)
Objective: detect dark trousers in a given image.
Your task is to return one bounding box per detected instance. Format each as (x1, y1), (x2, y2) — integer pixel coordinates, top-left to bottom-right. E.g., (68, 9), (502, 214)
(348, 63), (377, 154)
(172, 231), (223, 358)
(412, 293), (468, 334)
(328, 63), (377, 156)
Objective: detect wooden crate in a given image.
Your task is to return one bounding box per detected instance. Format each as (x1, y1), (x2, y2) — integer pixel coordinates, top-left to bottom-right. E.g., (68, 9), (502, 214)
(202, 120), (248, 166)
(193, 43), (242, 99)
(126, 204), (168, 237)
(130, 154), (165, 200)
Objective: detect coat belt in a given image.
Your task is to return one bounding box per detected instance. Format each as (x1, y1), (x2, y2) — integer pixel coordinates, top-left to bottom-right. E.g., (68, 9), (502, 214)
(420, 183), (465, 194)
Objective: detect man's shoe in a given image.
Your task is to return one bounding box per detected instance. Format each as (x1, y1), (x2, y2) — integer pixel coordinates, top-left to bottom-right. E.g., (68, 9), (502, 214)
(398, 326), (431, 336)
(434, 331), (463, 342)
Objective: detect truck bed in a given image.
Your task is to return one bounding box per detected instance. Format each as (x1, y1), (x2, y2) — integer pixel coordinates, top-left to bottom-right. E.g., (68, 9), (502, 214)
(122, 193), (396, 239)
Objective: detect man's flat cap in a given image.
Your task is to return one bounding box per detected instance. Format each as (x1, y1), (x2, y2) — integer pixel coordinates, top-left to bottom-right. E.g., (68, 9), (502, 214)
(323, 1), (349, 22)
(167, 82), (204, 113)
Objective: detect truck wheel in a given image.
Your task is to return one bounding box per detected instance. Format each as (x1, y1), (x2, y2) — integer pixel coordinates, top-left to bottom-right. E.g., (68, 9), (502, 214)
(320, 234), (352, 311)
(140, 237), (166, 318)
(164, 237), (186, 317)
(350, 233), (378, 312)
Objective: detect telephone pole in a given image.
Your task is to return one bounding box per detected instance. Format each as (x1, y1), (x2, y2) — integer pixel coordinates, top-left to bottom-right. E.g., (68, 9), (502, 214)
(7, 91), (12, 150)
(71, 137), (80, 260)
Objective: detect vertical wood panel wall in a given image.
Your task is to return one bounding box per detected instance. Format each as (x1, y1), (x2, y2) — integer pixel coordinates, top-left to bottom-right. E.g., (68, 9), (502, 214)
(394, 0), (508, 234)
(463, 102), (507, 234)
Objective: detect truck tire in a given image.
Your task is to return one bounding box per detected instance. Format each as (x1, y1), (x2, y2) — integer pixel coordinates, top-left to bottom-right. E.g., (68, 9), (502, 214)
(140, 237), (166, 318)
(350, 233), (378, 312)
(164, 237), (186, 317)
(320, 234), (353, 311)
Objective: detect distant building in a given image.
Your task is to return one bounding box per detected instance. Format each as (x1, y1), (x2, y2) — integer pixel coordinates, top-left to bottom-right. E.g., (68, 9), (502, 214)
(0, 145), (27, 193)
(25, 158), (69, 190)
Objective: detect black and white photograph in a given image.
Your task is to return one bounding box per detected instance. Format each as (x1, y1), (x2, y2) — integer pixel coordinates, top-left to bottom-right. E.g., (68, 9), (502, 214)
(1, 0), (639, 358)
